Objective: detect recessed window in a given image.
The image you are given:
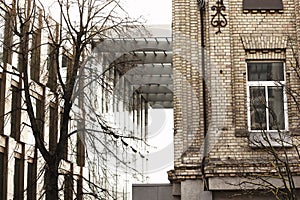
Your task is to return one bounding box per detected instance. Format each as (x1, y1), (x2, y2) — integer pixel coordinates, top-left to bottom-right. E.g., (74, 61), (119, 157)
(11, 86), (21, 140)
(3, 8), (13, 64)
(46, 44), (58, 91)
(247, 62), (287, 132)
(76, 135), (85, 167)
(27, 159), (37, 200)
(76, 177), (83, 200)
(30, 30), (41, 82)
(0, 9), (4, 61)
(14, 156), (24, 200)
(0, 151), (6, 199)
(49, 104), (58, 153)
(36, 98), (44, 139)
(243, 0), (283, 10)
(64, 173), (73, 200)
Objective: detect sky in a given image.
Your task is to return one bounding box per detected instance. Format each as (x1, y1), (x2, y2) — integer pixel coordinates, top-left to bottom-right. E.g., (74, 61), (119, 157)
(43, 0), (172, 25)
(124, 0), (172, 24)
(125, 0), (173, 183)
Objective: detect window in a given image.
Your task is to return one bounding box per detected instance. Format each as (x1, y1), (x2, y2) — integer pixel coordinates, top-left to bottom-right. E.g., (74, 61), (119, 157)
(76, 134), (85, 167)
(64, 174), (73, 200)
(27, 157), (37, 200)
(0, 9), (5, 61)
(243, 0), (283, 10)
(11, 86), (21, 140)
(49, 104), (58, 153)
(30, 30), (41, 82)
(14, 156), (24, 200)
(62, 54), (72, 69)
(30, 9), (42, 82)
(76, 177), (83, 200)
(36, 98), (44, 139)
(247, 62), (287, 132)
(47, 45), (58, 91)
(60, 109), (68, 160)
(3, 7), (13, 64)
(0, 79), (4, 135)
(0, 151), (7, 199)
(63, 53), (73, 87)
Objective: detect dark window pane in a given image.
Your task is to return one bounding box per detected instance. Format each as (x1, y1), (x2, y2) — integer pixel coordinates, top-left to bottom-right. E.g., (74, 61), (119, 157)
(250, 86), (266, 130)
(46, 45), (58, 91)
(30, 31), (41, 82)
(36, 98), (44, 139)
(49, 105), (58, 153)
(268, 87), (285, 130)
(243, 0), (283, 10)
(0, 10), (4, 61)
(3, 9), (13, 64)
(76, 178), (83, 200)
(248, 63), (284, 81)
(0, 79), (3, 135)
(14, 157), (24, 200)
(64, 174), (73, 200)
(27, 161), (37, 200)
(0, 152), (5, 199)
(76, 134), (85, 166)
(11, 86), (21, 140)
(62, 54), (71, 68)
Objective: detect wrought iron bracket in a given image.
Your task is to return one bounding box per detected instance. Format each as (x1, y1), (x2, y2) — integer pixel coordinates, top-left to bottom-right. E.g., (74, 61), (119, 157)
(211, 0), (227, 34)
(197, 0), (205, 10)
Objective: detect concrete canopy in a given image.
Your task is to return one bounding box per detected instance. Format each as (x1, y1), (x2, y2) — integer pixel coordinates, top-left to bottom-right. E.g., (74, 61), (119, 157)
(94, 37), (173, 109)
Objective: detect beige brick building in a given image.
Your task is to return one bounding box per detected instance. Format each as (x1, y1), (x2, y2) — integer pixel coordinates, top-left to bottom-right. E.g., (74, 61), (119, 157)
(168, 0), (300, 199)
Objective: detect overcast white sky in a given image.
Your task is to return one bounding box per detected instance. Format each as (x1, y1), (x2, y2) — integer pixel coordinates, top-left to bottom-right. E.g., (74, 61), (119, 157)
(44, 0), (171, 25)
(124, 0), (172, 24)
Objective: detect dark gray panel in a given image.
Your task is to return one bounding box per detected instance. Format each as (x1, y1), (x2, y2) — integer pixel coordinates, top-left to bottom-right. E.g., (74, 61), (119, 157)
(132, 184), (173, 200)
(243, 0), (283, 10)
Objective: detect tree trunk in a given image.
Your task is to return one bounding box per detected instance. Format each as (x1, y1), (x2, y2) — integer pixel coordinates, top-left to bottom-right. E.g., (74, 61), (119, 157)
(45, 163), (59, 200)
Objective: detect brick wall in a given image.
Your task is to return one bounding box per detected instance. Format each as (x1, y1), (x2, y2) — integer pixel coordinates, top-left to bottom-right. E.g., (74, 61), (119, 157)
(171, 0), (300, 181)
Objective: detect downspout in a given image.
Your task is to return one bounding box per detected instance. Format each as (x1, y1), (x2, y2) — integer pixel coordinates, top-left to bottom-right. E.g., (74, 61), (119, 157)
(197, 0), (209, 191)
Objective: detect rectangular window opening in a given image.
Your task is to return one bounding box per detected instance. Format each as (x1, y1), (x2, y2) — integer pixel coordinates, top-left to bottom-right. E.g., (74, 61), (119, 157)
(49, 104), (58, 153)
(27, 157), (37, 200)
(247, 62), (287, 132)
(76, 177), (83, 200)
(11, 86), (21, 140)
(64, 173), (73, 200)
(14, 157), (24, 200)
(36, 98), (45, 139)
(0, 151), (6, 199)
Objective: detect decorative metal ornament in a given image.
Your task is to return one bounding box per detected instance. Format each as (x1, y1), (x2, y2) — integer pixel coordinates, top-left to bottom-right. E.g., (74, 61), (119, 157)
(211, 0), (227, 34)
(197, 0), (205, 10)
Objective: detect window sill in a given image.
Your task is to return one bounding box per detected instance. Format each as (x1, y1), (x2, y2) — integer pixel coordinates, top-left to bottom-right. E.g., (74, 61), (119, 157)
(249, 131), (292, 148)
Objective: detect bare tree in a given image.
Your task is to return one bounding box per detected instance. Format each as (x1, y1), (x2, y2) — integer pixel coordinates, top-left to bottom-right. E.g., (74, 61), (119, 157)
(0, 0), (143, 199)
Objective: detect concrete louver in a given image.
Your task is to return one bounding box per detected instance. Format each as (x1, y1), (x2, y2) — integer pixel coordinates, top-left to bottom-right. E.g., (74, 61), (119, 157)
(95, 37), (173, 109)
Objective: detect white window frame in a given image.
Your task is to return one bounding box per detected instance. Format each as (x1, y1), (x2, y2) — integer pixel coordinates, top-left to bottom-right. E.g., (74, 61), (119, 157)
(246, 61), (289, 133)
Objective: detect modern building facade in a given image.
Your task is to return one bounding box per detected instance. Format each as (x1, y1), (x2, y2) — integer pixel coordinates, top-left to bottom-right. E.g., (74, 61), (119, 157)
(0, 1), (161, 199)
(167, 0), (300, 199)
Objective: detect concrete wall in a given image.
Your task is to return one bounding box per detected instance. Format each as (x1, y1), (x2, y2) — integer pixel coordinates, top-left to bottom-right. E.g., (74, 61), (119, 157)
(132, 184), (174, 200)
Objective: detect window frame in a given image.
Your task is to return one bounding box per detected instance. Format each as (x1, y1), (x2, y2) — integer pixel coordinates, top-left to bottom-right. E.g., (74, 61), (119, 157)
(246, 61), (288, 133)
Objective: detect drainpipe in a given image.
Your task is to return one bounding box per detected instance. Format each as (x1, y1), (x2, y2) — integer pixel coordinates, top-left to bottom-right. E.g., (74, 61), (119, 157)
(197, 0), (209, 191)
